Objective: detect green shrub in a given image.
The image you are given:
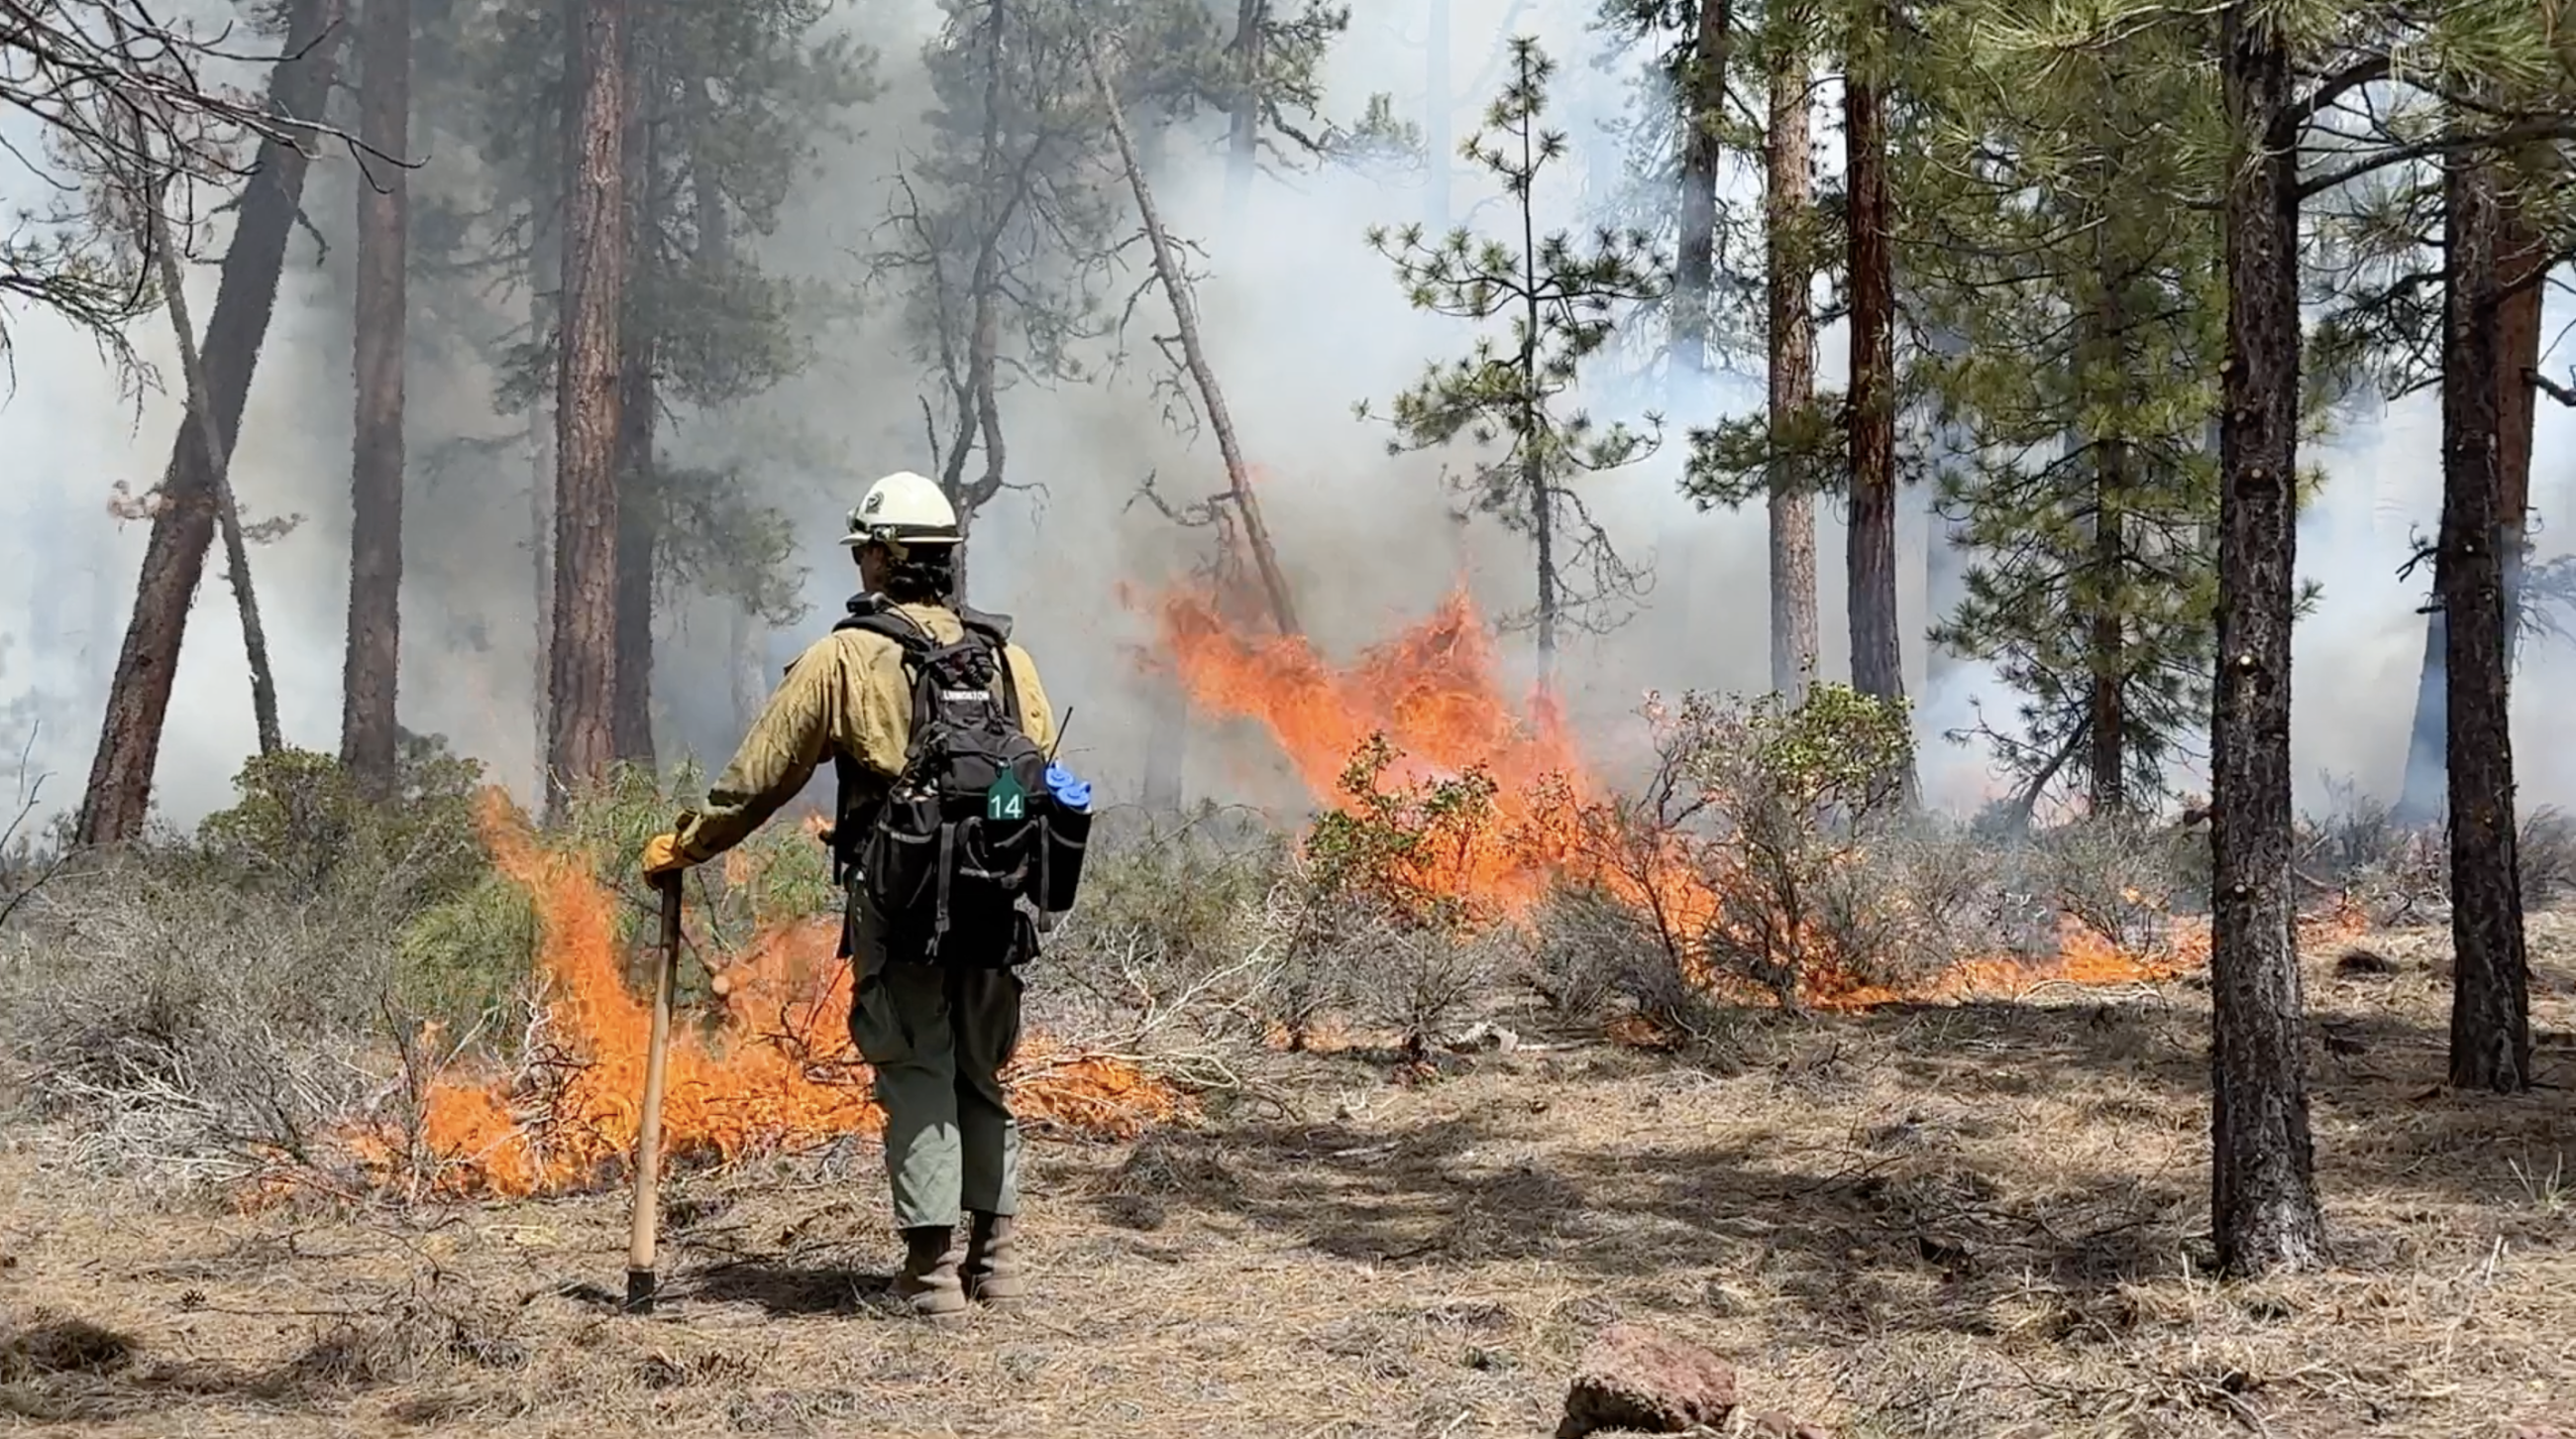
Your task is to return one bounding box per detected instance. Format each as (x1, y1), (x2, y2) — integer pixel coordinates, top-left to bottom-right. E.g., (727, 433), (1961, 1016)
(194, 735), (487, 910)
(393, 872), (539, 1050)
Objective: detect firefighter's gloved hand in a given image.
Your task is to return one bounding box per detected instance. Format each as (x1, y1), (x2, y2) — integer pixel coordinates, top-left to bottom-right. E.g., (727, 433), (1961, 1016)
(642, 832), (696, 878)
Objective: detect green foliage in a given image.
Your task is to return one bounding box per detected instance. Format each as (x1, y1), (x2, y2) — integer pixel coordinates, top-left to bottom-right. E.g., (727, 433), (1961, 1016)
(394, 872), (539, 1046)
(1360, 37), (1668, 649)
(195, 736), (489, 907)
(1301, 733), (1500, 931)
(412, 0), (874, 621)
(1641, 685), (1919, 1005)
(1889, 7), (2226, 812)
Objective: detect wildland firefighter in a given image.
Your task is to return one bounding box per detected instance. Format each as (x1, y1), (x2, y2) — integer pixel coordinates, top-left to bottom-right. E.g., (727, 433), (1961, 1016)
(641, 470), (1091, 1325)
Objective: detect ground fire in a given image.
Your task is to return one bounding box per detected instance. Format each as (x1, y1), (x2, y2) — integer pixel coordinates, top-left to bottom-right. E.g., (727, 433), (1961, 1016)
(358, 795), (1185, 1200)
(1148, 585), (2327, 1010)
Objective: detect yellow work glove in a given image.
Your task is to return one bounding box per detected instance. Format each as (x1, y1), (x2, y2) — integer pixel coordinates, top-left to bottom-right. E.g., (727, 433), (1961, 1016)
(641, 832), (696, 878)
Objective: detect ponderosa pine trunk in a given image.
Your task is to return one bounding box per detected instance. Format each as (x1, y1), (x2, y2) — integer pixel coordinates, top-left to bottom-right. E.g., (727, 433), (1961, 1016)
(2395, 171), (2547, 830)
(2495, 184), (2543, 656)
(2085, 246), (2129, 816)
(1670, 0), (1733, 380)
(1765, 36), (1818, 702)
(610, 29), (657, 768)
(343, 0), (411, 799)
(2209, 0), (2324, 1274)
(2438, 155), (2532, 1093)
(76, 0), (344, 846)
(1842, 5), (1906, 787)
(2089, 443), (2128, 815)
(549, 0), (628, 815)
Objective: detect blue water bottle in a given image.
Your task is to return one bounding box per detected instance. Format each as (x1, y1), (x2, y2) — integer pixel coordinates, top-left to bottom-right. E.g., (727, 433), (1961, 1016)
(1038, 762), (1092, 917)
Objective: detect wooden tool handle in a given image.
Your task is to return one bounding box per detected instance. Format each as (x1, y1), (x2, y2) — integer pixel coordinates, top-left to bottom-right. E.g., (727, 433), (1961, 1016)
(625, 872), (685, 1312)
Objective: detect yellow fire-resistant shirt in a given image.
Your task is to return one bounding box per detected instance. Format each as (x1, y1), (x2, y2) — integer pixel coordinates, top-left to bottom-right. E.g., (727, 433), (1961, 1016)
(673, 602), (1056, 861)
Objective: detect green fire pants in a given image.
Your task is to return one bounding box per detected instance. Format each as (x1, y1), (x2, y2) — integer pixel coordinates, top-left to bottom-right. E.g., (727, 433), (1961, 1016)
(845, 891), (1025, 1231)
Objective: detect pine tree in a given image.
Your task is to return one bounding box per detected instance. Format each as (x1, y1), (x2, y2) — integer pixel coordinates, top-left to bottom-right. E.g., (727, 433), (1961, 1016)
(78, 0), (348, 845)
(344, 0), (414, 799)
(1908, 12), (2231, 819)
(1672, 0), (1829, 701)
(1361, 37), (1666, 684)
(431, 0), (871, 783)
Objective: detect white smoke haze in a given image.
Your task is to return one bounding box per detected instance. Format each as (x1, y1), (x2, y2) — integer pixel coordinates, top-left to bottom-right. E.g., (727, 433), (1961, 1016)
(3, 0), (2572, 834)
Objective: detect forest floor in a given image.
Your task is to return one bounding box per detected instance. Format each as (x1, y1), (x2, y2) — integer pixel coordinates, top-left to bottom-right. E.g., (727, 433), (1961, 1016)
(5, 919), (2576, 1439)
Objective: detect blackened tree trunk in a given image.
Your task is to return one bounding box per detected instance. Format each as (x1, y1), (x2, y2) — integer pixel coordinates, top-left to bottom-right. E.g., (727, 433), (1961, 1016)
(550, 0), (628, 815)
(1670, 0), (1734, 380)
(1842, 4), (1906, 790)
(611, 32), (657, 768)
(77, 0), (345, 846)
(1765, 36), (1818, 702)
(344, 0), (412, 799)
(2209, 1), (2324, 1274)
(2439, 155), (2532, 1093)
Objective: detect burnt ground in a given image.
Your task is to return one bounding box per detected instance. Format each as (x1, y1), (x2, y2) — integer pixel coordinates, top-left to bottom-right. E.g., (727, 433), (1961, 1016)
(5, 918), (2576, 1438)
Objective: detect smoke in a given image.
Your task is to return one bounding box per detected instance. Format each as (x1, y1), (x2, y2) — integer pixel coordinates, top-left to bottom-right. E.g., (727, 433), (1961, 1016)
(2, 0), (2571, 837)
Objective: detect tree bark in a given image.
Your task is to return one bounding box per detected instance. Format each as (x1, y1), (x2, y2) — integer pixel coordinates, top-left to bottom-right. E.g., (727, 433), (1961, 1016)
(76, 0), (342, 846)
(148, 170), (284, 764)
(1087, 36), (1301, 638)
(2495, 182), (2543, 655)
(2209, 2), (2324, 1274)
(1842, 4), (1906, 790)
(2438, 155), (2532, 1094)
(2085, 249), (2128, 816)
(1670, 0), (1734, 380)
(344, 0), (411, 798)
(611, 28), (657, 768)
(1225, 0), (1263, 219)
(550, 0), (628, 816)
(2394, 171), (2548, 829)
(1765, 36), (1818, 702)
(2088, 448), (2128, 816)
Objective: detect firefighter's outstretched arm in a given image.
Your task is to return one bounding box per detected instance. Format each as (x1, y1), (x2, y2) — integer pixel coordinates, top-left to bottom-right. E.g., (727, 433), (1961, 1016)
(653, 642), (844, 870)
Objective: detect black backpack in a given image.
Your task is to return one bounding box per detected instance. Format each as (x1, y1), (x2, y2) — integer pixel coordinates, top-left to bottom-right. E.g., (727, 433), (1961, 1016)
(828, 596), (1050, 965)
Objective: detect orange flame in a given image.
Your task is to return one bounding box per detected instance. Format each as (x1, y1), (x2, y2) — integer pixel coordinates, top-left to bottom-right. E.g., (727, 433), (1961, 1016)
(1151, 586), (2199, 1008)
(374, 794), (1185, 1200)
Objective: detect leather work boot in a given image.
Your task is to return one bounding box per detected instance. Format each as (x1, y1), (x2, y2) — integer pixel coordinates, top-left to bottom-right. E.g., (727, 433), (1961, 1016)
(962, 1211), (1026, 1309)
(893, 1226), (969, 1326)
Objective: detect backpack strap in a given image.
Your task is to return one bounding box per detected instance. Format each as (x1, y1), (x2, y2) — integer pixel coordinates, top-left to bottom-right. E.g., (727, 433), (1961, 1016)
(954, 607), (1026, 730)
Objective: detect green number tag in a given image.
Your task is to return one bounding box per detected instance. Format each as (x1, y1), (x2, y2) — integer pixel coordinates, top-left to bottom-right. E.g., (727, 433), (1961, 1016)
(987, 772), (1026, 821)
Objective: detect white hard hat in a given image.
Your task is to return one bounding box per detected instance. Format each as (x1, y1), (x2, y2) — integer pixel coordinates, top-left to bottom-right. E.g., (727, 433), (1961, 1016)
(842, 471), (961, 549)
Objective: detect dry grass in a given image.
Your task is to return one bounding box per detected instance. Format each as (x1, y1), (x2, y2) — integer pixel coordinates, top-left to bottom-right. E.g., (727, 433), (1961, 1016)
(2, 915), (2574, 1438)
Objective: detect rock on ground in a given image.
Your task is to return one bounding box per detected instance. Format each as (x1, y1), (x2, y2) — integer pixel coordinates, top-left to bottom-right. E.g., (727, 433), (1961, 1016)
(1556, 1323), (1738, 1439)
